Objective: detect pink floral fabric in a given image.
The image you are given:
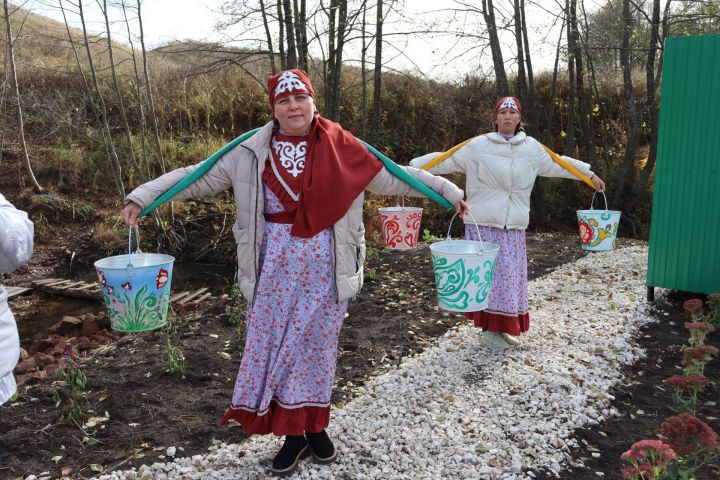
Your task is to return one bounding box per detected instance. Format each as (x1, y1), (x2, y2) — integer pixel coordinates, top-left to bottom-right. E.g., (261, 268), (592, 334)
(465, 225), (528, 318)
(228, 187), (347, 421)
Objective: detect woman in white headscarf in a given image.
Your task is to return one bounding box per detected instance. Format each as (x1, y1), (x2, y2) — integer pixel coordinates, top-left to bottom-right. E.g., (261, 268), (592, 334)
(411, 97), (605, 350)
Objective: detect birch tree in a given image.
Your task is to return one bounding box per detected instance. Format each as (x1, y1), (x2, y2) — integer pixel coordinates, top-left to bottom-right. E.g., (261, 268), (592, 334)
(2, 0), (43, 192)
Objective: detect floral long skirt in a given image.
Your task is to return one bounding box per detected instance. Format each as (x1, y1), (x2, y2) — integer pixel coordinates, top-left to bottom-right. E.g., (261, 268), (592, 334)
(464, 225), (530, 336)
(220, 189), (347, 436)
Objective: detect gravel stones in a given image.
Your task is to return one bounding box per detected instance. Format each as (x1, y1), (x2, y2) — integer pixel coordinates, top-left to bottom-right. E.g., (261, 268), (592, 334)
(93, 246), (653, 480)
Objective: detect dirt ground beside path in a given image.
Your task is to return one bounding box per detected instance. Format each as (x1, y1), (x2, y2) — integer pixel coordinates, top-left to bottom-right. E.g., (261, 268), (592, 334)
(1, 232), (656, 480)
(532, 295), (720, 480)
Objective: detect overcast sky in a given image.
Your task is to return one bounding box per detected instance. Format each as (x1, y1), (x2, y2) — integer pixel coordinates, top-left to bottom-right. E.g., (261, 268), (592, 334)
(26, 0), (613, 81)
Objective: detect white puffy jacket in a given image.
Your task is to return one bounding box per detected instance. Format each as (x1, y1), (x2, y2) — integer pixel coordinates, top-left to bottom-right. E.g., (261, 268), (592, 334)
(0, 193), (34, 405)
(410, 132), (594, 230)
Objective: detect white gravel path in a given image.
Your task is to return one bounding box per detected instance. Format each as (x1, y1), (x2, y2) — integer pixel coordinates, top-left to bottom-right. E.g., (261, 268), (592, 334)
(82, 245), (654, 480)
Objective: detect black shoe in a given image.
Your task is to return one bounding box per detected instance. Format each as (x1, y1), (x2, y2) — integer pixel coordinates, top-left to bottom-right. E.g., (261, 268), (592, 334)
(305, 429), (337, 464)
(271, 435), (309, 476)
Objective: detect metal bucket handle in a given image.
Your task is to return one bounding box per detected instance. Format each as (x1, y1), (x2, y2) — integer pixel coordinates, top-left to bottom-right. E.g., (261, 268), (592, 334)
(126, 227), (143, 268)
(590, 191), (609, 211)
(446, 211), (487, 252)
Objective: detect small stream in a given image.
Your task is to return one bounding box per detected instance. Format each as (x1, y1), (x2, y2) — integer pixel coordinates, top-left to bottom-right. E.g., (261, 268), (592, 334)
(12, 261), (235, 343)
(14, 296), (99, 344)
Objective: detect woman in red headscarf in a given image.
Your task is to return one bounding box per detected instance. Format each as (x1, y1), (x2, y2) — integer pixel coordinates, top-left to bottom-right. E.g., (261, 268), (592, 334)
(411, 97), (605, 351)
(122, 69), (467, 476)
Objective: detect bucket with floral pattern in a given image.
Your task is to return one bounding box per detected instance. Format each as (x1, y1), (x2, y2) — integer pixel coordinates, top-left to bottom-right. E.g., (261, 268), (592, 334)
(94, 253), (175, 332)
(577, 192), (621, 252)
(378, 205), (423, 250)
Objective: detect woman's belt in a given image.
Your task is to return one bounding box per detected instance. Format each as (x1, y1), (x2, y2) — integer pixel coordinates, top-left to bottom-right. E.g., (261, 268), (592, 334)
(264, 210), (296, 224)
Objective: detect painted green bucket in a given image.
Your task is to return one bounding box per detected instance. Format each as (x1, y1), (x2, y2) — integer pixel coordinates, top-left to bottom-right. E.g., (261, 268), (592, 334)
(577, 192), (621, 252)
(429, 213), (500, 312)
(94, 228), (174, 332)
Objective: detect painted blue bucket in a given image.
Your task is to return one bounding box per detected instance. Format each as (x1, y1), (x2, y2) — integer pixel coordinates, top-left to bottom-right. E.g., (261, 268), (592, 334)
(94, 228), (174, 332)
(577, 192), (621, 252)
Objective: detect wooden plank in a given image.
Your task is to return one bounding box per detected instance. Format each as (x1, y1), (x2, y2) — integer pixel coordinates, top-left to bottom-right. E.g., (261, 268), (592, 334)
(177, 288), (208, 305)
(33, 282), (103, 301)
(33, 278), (63, 285)
(42, 279), (74, 287)
(30, 276), (219, 305)
(6, 287), (32, 300)
(195, 292), (213, 303)
(170, 291), (190, 303)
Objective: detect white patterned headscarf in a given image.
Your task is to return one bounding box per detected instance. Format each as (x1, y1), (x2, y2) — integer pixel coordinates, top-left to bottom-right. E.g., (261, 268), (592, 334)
(268, 69), (315, 106)
(494, 96), (521, 114)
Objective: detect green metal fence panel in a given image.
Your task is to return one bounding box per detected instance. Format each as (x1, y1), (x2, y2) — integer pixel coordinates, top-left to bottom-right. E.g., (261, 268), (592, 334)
(647, 34), (720, 296)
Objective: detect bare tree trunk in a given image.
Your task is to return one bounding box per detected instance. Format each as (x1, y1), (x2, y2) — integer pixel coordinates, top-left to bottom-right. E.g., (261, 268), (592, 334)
(563, 0), (578, 212)
(545, 19), (565, 142)
(656, 0), (672, 88)
(570, 0), (595, 166)
(332, 0), (347, 121)
(628, 0), (662, 211)
(580, 0), (611, 176)
(137, 0), (167, 175)
(564, 0), (576, 156)
(360, 0), (368, 137)
(372, 0), (382, 142)
(282, 0), (298, 68)
(325, 0), (337, 115)
(482, 0), (509, 96)
(325, 0), (347, 121)
(79, 0), (125, 197)
(521, 0), (541, 224)
(613, 0), (642, 206)
(121, 0), (151, 179)
(59, 0), (103, 135)
(513, 0), (528, 103)
(520, 0), (537, 136)
(2, 0), (43, 192)
(260, 0), (277, 74)
(534, 16), (565, 229)
(293, 0), (308, 71)
(102, 0), (144, 181)
(277, 0), (287, 70)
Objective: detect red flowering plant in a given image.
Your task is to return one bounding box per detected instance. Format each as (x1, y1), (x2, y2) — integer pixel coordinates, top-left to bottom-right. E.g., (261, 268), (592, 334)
(706, 293), (720, 330)
(682, 345), (719, 376)
(663, 375), (712, 416)
(620, 439), (678, 479)
(661, 413), (720, 478)
(684, 321), (716, 348)
(683, 299), (704, 317)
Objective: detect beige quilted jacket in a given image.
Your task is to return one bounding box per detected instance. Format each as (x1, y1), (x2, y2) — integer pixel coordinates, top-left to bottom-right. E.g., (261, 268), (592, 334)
(126, 121), (464, 302)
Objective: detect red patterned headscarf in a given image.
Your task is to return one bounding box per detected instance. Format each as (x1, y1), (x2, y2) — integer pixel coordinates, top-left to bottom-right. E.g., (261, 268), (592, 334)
(267, 69), (315, 107)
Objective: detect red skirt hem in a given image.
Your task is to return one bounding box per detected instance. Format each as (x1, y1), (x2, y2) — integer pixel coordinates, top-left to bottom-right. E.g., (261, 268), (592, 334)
(465, 311), (530, 336)
(220, 401), (331, 436)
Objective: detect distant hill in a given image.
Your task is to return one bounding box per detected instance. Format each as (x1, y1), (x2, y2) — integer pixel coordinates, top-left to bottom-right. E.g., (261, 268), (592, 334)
(0, 3), (139, 70)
